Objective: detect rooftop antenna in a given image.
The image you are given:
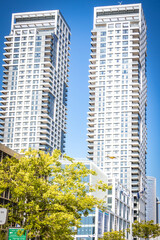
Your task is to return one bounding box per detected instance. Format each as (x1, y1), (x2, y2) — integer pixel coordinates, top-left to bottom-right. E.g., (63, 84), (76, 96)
(118, 1), (122, 4)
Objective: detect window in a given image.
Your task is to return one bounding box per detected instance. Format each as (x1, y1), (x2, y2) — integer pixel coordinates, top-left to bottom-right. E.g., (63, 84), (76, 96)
(13, 54), (19, 58)
(122, 53), (128, 57)
(123, 35), (128, 40)
(100, 54), (106, 59)
(13, 60), (18, 64)
(35, 42), (41, 46)
(15, 37), (20, 41)
(100, 49), (106, 53)
(115, 23), (121, 28)
(108, 24), (114, 28)
(36, 36), (42, 40)
(21, 54), (26, 58)
(21, 42), (26, 46)
(100, 37), (106, 42)
(123, 41), (128, 45)
(101, 31), (106, 36)
(35, 53), (41, 57)
(35, 47), (41, 52)
(100, 43), (106, 48)
(122, 47), (128, 51)
(14, 43), (19, 47)
(100, 60), (106, 64)
(14, 48), (19, 53)
(34, 64), (39, 68)
(108, 197), (112, 203)
(123, 29), (128, 34)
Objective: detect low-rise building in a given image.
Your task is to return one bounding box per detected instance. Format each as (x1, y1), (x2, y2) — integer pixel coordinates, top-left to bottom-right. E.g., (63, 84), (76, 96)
(61, 160), (133, 240)
(0, 143), (20, 205)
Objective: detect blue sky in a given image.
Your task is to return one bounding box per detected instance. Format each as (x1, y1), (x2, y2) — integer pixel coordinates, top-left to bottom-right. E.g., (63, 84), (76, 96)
(0, 0), (160, 196)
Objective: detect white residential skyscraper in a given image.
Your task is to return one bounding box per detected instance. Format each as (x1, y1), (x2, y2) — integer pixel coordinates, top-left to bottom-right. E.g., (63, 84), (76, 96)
(0, 10), (71, 153)
(87, 4), (147, 221)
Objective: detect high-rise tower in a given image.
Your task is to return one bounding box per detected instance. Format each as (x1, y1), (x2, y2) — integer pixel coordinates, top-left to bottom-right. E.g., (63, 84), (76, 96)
(146, 176), (157, 223)
(87, 4), (147, 221)
(0, 10), (71, 153)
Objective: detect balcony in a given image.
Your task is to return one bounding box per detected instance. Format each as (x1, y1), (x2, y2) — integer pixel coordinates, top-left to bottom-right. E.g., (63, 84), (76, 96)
(132, 129), (139, 134)
(89, 89), (96, 94)
(41, 81), (52, 88)
(89, 84), (96, 90)
(88, 121), (95, 128)
(89, 94), (95, 101)
(4, 46), (12, 51)
(88, 148), (93, 154)
(89, 69), (97, 75)
(132, 181), (139, 186)
(131, 35), (139, 40)
(0, 104), (7, 110)
(132, 102), (139, 108)
(90, 52), (96, 59)
(89, 106), (95, 112)
(131, 168), (139, 173)
(89, 74), (97, 80)
(131, 82), (139, 88)
(87, 138), (94, 144)
(132, 115), (138, 120)
(91, 35), (97, 41)
(87, 131), (95, 137)
(0, 99), (8, 105)
(91, 46), (96, 52)
(39, 123), (50, 129)
(0, 125), (4, 131)
(132, 86), (139, 91)
(3, 52), (12, 58)
(131, 136), (139, 141)
(131, 164), (140, 169)
(39, 139), (50, 144)
(3, 64), (9, 70)
(41, 107), (49, 114)
(132, 97), (139, 103)
(2, 84), (8, 90)
(88, 111), (96, 117)
(132, 149), (140, 155)
(3, 69), (9, 75)
(5, 35), (13, 41)
(0, 115), (5, 119)
(131, 49), (139, 54)
(91, 41), (97, 47)
(132, 92), (139, 97)
(39, 133), (50, 140)
(3, 58), (11, 64)
(131, 140), (140, 147)
(39, 117), (51, 124)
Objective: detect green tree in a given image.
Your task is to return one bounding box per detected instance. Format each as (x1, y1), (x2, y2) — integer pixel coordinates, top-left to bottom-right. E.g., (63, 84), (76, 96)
(0, 230), (7, 240)
(0, 149), (110, 240)
(99, 230), (126, 240)
(132, 220), (160, 239)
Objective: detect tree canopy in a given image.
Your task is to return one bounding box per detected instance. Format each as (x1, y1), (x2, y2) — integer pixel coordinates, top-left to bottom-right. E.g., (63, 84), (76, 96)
(99, 230), (126, 240)
(0, 149), (111, 240)
(132, 220), (160, 239)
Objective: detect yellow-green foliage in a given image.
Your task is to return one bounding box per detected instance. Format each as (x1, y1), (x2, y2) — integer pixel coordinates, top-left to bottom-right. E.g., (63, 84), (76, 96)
(132, 220), (160, 239)
(0, 149), (111, 240)
(99, 230), (126, 240)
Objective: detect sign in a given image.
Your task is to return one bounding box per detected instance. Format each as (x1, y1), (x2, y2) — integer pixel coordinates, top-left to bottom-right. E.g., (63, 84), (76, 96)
(8, 228), (27, 240)
(0, 208), (7, 225)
